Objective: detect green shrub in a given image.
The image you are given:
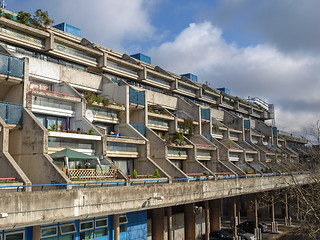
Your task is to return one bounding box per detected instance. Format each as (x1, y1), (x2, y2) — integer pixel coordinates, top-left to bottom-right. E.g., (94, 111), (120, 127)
(253, 168), (258, 174)
(102, 97), (110, 106)
(212, 123), (220, 133)
(147, 173), (150, 178)
(153, 169), (160, 178)
(3, 13), (13, 19)
(87, 128), (94, 135)
(132, 169), (138, 179)
(245, 168), (249, 174)
(17, 11), (31, 25)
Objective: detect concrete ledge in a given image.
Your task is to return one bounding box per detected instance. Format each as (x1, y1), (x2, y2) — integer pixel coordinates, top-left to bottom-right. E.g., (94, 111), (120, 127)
(0, 173), (315, 229)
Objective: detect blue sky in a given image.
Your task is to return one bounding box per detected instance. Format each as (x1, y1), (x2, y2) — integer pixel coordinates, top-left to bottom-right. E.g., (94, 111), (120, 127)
(3, 0), (320, 135)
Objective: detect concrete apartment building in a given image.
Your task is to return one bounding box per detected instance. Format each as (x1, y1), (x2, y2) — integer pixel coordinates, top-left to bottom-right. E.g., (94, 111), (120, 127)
(0, 9), (311, 240)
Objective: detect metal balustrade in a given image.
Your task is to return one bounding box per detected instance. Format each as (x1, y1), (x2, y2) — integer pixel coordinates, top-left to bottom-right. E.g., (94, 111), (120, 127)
(0, 172), (309, 192)
(0, 52), (25, 79)
(201, 108), (210, 120)
(0, 101), (23, 125)
(129, 88), (145, 106)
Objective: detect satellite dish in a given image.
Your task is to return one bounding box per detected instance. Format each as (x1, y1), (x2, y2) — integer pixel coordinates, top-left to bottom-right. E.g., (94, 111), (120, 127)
(86, 109), (93, 122)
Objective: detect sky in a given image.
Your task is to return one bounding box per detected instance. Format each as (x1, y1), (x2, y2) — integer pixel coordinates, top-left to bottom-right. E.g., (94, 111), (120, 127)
(4, 0), (320, 135)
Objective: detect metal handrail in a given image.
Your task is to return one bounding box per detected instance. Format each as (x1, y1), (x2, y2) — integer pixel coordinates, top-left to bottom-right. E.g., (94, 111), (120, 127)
(0, 172), (309, 193)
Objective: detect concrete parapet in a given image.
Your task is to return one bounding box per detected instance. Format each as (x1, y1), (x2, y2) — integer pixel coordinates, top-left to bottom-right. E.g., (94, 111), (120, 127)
(0, 173), (314, 229)
(0, 118), (31, 188)
(10, 109), (70, 186)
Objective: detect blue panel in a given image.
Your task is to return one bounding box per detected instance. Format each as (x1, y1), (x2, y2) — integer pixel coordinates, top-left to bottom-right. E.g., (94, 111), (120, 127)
(201, 108), (210, 121)
(181, 73), (198, 82)
(217, 88), (231, 94)
(244, 120), (250, 129)
(126, 211), (147, 240)
(25, 227), (33, 240)
(273, 127), (278, 136)
(129, 88), (145, 106)
(130, 53), (151, 64)
(203, 134), (212, 141)
(53, 22), (81, 37)
(0, 52), (25, 79)
(0, 101), (23, 125)
(130, 122), (146, 137)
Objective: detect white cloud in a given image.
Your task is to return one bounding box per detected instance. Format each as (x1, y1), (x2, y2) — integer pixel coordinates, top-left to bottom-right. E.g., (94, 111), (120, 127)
(148, 22), (320, 132)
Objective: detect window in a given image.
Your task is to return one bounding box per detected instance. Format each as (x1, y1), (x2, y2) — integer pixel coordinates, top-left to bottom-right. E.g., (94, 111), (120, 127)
(79, 221), (94, 240)
(95, 218), (108, 238)
(41, 226), (58, 238)
(60, 223), (76, 235)
(80, 221), (93, 231)
(34, 114), (67, 129)
(119, 215), (128, 233)
(95, 218), (108, 228)
(120, 225), (127, 233)
(4, 231), (24, 240)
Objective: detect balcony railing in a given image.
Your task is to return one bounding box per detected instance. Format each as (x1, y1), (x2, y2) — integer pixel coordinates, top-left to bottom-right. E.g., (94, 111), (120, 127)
(65, 168), (117, 180)
(107, 142), (138, 152)
(129, 88), (145, 106)
(0, 52), (25, 79)
(0, 101), (23, 125)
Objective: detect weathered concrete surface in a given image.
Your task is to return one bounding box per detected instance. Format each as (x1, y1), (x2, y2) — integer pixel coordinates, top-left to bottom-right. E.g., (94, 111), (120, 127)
(0, 174), (314, 230)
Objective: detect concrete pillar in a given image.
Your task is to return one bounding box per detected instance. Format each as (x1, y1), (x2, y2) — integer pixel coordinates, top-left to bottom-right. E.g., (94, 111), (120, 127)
(253, 196), (262, 240)
(232, 198), (238, 240)
(114, 214), (120, 240)
(166, 207), (173, 240)
(236, 197), (241, 225)
(271, 195), (278, 233)
(204, 201), (210, 240)
(296, 196), (300, 221)
(33, 225), (40, 240)
(284, 192), (291, 226)
(210, 199), (221, 231)
(152, 208), (165, 240)
(184, 204), (196, 240)
(246, 194), (255, 221)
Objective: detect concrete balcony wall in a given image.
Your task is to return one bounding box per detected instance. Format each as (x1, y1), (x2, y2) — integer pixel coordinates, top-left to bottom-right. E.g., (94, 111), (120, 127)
(177, 98), (200, 122)
(102, 82), (128, 108)
(0, 118), (31, 186)
(146, 128), (187, 178)
(210, 138), (244, 175)
(61, 66), (103, 90)
(255, 121), (273, 140)
(211, 109), (224, 122)
(8, 109), (70, 185)
(27, 56), (60, 82)
(184, 138), (214, 176)
(146, 90), (178, 110)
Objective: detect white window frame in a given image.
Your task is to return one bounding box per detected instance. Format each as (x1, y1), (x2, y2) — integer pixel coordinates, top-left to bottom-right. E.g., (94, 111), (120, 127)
(119, 215), (128, 225)
(4, 230), (25, 240)
(95, 218), (108, 229)
(59, 223), (76, 235)
(80, 220), (94, 232)
(40, 226), (58, 238)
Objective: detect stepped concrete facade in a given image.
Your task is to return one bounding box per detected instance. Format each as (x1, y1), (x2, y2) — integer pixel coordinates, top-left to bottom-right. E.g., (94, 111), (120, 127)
(0, 9), (313, 240)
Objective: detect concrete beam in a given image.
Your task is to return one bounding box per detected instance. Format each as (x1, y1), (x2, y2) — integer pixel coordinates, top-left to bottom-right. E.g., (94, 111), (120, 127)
(0, 173), (314, 229)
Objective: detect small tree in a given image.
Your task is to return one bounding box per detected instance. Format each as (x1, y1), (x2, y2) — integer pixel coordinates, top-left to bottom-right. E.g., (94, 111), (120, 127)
(33, 9), (54, 27)
(17, 11), (31, 25)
